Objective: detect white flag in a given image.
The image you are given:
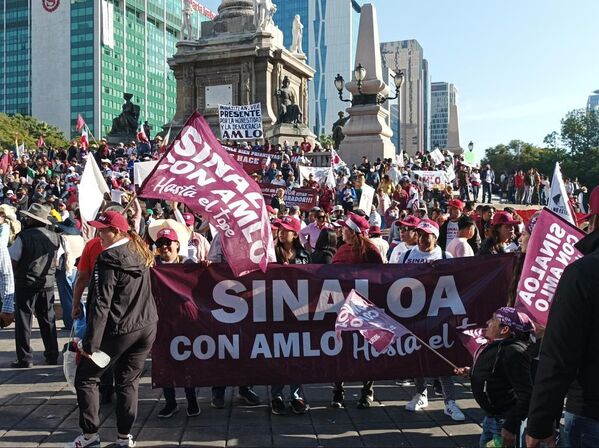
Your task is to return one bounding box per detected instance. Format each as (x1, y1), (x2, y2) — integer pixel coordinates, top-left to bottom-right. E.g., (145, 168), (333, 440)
(395, 150), (405, 167)
(549, 162), (576, 225)
(78, 154), (110, 240)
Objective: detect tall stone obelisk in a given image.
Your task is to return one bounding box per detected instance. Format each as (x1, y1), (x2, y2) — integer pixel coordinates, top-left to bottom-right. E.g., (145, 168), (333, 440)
(339, 4), (395, 166)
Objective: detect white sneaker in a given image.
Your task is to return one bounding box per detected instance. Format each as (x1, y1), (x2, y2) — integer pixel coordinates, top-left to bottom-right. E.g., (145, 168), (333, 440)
(444, 399), (465, 421)
(114, 434), (136, 447)
(64, 433), (100, 448)
(405, 391), (428, 411)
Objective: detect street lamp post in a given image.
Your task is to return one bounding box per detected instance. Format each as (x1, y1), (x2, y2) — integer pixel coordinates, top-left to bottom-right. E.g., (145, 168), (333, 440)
(334, 64), (404, 106)
(468, 141), (474, 152)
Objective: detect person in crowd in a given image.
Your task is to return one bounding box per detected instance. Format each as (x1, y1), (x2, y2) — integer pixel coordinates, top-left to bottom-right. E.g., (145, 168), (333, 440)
(397, 219), (465, 421)
(446, 215), (476, 258)
(475, 205), (496, 240)
(271, 171), (286, 186)
(331, 212), (383, 409)
(478, 212), (519, 255)
(152, 228), (200, 419)
(270, 188), (286, 212)
(388, 215), (420, 263)
(470, 167), (481, 202)
(454, 307), (535, 447)
(481, 164), (495, 203)
(367, 225), (388, 263)
(8, 203), (60, 368)
(270, 216), (310, 415)
(299, 210), (332, 252)
(438, 199), (481, 253)
(67, 211), (157, 448)
(526, 186), (599, 447)
(310, 228), (337, 264)
(0, 210), (15, 328)
(340, 181), (356, 213)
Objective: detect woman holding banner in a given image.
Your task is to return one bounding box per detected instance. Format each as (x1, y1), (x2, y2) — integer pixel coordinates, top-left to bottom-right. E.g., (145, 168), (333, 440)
(270, 216), (310, 415)
(331, 213), (383, 409)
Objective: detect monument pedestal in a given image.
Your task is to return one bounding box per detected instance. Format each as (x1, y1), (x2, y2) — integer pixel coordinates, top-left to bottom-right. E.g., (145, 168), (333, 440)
(265, 123), (316, 146)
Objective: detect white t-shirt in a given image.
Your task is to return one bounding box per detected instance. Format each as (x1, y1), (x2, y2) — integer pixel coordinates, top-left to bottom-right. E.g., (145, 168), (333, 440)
(388, 242), (415, 264)
(445, 220), (459, 245)
(446, 237), (474, 258)
(399, 246), (453, 264)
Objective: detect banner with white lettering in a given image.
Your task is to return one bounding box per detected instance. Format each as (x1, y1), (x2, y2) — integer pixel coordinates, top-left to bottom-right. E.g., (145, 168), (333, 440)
(259, 184), (319, 212)
(411, 170), (448, 189)
(138, 112), (275, 276)
(515, 208), (584, 327)
(150, 254), (517, 387)
(219, 103), (264, 141)
(224, 146), (281, 175)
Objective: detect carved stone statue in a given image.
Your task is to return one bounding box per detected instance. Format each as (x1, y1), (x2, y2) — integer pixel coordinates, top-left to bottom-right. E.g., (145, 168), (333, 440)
(109, 93), (140, 136)
(275, 76), (302, 125)
(254, 0), (277, 31)
(181, 0), (193, 40)
(290, 15), (304, 54)
(332, 111), (350, 149)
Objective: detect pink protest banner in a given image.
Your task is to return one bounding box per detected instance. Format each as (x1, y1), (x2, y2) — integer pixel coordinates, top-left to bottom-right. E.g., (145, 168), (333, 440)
(515, 208), (585, 327)
(138, 112), (275, 276)
(458, 328), (488, 358)
(224, 146), (281, 175)
(259, 184), (319, 212)
(336, 289), (412, 353)
(150, 255), (517, 387)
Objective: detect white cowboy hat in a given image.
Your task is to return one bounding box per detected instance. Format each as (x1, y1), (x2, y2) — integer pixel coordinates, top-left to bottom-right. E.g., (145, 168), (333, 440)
(147, 219), (190, 246)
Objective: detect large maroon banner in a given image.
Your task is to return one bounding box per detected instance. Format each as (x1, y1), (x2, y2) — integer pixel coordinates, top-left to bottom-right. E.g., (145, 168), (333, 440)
(224, 146), (281, 175)
(150, 255), (517, 388)
(260, 184), (319, 211)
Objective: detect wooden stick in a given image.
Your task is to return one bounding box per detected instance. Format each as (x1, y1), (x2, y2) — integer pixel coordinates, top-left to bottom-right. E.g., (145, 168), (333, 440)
(121, 191), (137, 215)
(411, 334), (460, 370)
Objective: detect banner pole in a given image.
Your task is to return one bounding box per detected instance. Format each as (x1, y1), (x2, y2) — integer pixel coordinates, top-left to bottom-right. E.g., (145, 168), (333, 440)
(411, 334), (460, 370)
(121, 192), (138, 215)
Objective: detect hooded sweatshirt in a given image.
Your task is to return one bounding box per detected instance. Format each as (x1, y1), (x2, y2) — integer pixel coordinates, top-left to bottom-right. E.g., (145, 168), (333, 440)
(83, 239), (157, 354)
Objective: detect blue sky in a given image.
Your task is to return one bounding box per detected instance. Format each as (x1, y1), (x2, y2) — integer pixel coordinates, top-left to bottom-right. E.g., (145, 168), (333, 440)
(200, 0), (599, 158)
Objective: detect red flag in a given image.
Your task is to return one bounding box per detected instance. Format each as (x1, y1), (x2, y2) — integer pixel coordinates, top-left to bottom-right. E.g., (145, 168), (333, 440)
(80, 127), (89, 149)
(335, 289), (412, 353)
(330, 149), (344, 168)
(36, 136), (45, 148)
(136, 124), (149, 143)
(137, 111), (275, 276)
(76, 114), (86, 132)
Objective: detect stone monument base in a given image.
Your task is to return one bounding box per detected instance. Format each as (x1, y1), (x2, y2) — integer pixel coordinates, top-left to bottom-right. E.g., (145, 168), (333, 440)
(265, 123), (317, 146)
(106, 134), (137, 146)
(340, 135), (396, 167)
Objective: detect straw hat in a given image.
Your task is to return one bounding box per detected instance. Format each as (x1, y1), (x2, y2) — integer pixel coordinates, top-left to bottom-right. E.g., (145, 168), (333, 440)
(147, 219), (190, 245)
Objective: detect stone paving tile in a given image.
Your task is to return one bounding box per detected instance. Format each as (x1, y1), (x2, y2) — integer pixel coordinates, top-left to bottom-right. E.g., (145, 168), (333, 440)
(0, 404), (39, 431)
(226, 426), (274, 447)
(314, 425), (363, 447)
(401, 426), (459, 447)
(272, 427), (319, 448)
(181, 428), (227, 447)
(136, 426), (185, 447)
(13, 404), (74, 431)
(357, 425), (410, 448)
(0, 429), (50, 447)
(442, 423), (483, 448)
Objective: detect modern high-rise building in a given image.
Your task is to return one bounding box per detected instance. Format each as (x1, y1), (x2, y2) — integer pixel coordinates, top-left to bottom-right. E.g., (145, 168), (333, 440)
(430, 81), (461, 152)
(588, 90), (599, 112)
(273, 0), (361, 138)
(0, 0), (215, 139)
(380, 39), (429, 156)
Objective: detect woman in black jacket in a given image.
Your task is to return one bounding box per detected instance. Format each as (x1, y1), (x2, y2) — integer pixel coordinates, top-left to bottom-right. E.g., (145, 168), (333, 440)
(311, 228), (337, 264)
(68, 211), (157, 448)
(455, 307), (535, 448)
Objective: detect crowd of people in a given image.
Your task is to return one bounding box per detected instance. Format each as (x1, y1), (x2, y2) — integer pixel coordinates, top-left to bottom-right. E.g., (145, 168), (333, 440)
(0, 137), (597, 448)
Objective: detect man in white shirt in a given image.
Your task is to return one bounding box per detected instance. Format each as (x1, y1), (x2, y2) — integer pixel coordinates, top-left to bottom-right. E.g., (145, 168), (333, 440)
(271, 171), (287, 186)
(367, 226), (389, 263)
(388, 215), (420, 263)
(398, 219), (465, 422)
(446, 215), (475, 258)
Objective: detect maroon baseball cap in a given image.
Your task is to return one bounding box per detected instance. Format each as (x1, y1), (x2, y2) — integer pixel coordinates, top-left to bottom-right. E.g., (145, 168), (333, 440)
(416, 219), (439, 238)
(275, 216), (301, 233)
(156, 228), (178, 242)
(339, 212), (370, 234)
(182, 212), (194, 226)
(583, 185), (599, 220)
(368, 225), (382, 236)
(448, 199), (465, 211)
(492, 211), (519, 227)
(88, 211), (129, 233)
(398, 215), (421, 228)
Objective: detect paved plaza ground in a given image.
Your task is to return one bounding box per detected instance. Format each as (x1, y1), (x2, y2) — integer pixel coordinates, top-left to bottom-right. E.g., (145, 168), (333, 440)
(0, 321), (487, 448)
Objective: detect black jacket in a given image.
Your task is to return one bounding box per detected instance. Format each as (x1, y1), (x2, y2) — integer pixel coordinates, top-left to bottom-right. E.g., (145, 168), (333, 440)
(83, 240), (158, 354)
(311, 249), (335, 264)
(527, 230), (599, 438)
(470, 339), (533, 434)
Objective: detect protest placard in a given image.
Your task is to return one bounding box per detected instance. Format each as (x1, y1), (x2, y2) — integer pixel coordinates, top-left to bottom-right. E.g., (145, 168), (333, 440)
(260, 184), (319, 211)
(219, 103), (264, 140)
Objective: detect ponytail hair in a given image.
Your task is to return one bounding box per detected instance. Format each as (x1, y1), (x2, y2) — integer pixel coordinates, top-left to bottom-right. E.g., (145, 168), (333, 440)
(126, 230), (154, 267)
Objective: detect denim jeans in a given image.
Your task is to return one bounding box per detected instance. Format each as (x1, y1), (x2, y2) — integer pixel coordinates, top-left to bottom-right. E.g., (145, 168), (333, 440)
(563, 412), (599, 448)
(482, 182), (493, 203)
(480, 416), (505, 448)
(414, 376), (455, 401)
(472, 185), (480, 202)
(271, 384), (303, 400)
(56, 269), (78, 330)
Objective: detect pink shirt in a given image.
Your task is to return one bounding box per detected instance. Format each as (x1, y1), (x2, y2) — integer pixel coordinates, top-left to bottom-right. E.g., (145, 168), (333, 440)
(299, 222), (332, 250)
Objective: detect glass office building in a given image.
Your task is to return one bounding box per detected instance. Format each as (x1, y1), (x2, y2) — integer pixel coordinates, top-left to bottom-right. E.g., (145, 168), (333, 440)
(588, 90), (599, 112)
(430, 81), (460, 150)
(274, 0), (361, 137)
(1, 0), (214, 139)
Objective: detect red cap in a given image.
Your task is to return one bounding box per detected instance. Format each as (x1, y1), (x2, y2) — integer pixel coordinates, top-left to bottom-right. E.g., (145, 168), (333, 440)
(88, 211), (129, 233)
(266, 205), (276, 214)
(368, 225), (382, 236)
(182, 212), (194, 226)
(156, 228), (179, 242)
(339, 212), (370, 234)
(275, 216), (301, 233)
(583, 185), (599, 220)
(398, 215), (421, 228)
(492, 211), (519, 226)
(416, 219), (439, 238)
(448, 199), (465, 211)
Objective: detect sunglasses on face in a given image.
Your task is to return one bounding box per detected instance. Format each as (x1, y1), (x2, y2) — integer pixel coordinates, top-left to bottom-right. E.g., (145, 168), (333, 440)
(156, 240), (175, 249)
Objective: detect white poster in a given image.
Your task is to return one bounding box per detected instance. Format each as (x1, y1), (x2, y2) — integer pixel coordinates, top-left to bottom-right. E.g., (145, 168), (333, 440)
(219, 103), (264, 140)
(134, 161), (158, 186)
(549, 162), (576, 225)
(358, 184), (375, 213)
(430, 148), (445, 165)
(299, 166), (332, 185)
(411, 170), (448, 190)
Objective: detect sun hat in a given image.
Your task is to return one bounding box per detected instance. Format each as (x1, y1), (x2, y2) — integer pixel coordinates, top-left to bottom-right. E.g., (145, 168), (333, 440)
(88, 211), (129, 233)
(19, 203), (53, 226)
(148, 219), (190, 245)
(416, 219), (440, 238)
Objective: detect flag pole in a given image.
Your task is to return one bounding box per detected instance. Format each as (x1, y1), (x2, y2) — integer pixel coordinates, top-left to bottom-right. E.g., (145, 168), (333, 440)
(121, 191), (138, 215)
(85, 123), (99, 145)
(411, 334), (460, 370)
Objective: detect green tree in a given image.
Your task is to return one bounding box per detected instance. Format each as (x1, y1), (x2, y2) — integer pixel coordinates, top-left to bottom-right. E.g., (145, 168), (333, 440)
(0, 113), (68, 151)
